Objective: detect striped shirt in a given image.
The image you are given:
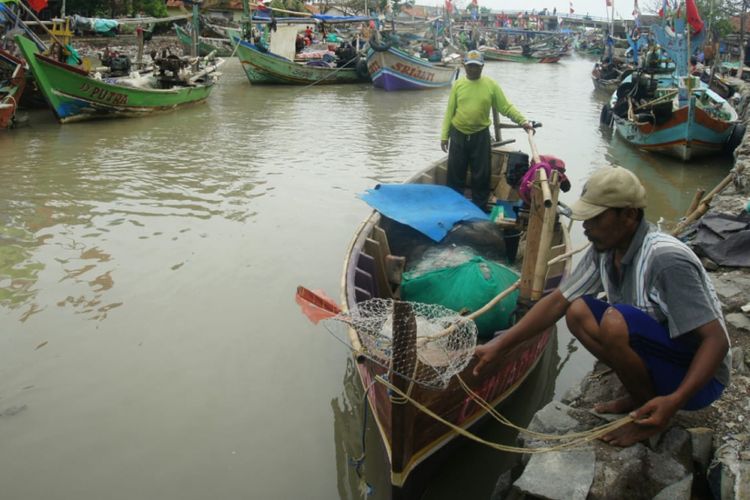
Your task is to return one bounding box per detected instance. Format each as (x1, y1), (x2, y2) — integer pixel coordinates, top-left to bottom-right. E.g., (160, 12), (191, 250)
(560, 218), (731, 385)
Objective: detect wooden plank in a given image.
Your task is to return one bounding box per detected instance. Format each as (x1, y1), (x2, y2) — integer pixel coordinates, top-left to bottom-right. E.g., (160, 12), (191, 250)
(365, 237), (395, 299)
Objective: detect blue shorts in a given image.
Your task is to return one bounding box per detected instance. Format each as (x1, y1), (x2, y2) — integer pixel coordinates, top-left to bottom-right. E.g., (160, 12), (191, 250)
(581, 295), (724, 410)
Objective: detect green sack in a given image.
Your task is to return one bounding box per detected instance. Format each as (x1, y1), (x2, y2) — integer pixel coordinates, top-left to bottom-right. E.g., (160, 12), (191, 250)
(401, 256), (519, 339)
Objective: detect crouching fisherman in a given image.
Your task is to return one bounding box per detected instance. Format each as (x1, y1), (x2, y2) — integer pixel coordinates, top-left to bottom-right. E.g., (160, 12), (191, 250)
(474, 166), (730, 446)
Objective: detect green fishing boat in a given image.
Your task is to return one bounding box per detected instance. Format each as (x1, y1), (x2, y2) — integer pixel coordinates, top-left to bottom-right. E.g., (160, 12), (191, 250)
(233, 36), (368, 85)
(15, 35), (222, 123)
(174, 24), (233, 58)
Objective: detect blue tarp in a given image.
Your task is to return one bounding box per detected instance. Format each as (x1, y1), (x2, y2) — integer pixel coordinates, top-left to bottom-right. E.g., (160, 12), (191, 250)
(358, 184), (489, 242)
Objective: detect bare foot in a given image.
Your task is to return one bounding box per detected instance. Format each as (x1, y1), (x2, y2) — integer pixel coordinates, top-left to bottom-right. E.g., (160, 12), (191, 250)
(593, 396), (637, 414)
(599, 421), (662, 447)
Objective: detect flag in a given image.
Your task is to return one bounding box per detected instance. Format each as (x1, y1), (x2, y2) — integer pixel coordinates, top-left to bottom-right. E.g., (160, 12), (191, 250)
(606, 0), (612, 6)
(569, 1), (574, 14)
(471, 0), (477, 5)
(27, 0), (47, 12)
(445, 0), (453, 13)
(686, 0), (704, 34)
(658, 0), (668, 17)
(632, 0), (639, 16)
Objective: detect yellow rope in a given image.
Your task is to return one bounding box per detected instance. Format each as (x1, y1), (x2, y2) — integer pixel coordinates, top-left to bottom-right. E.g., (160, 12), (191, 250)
(375, 376), (634, 454)
(455, 375), (631, 441)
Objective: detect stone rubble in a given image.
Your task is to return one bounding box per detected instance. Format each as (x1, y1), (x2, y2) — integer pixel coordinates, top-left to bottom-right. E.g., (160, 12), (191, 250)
(493, 80), (750, 499)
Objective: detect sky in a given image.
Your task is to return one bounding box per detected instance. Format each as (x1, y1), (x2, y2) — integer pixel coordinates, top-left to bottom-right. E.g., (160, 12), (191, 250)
(445, 0), (640, 20)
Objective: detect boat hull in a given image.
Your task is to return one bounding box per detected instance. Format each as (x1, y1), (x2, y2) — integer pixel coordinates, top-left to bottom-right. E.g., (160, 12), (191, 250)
(367, 48), (458, 91)
(15, 35), (216, 123)
(234, 38), (369, 85)
(480, 47), (561, 64)
(341, 153), (571, 496)
(0, 48), (26, 129)
(612, 97), (736, 161)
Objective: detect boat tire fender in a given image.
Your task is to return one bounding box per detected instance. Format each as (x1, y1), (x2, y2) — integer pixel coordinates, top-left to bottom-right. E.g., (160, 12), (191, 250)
(369, 35), (391, 52)
(355, 57), (369, 79)
(600, 104), (614, 127)
(725, 123), (746, 153)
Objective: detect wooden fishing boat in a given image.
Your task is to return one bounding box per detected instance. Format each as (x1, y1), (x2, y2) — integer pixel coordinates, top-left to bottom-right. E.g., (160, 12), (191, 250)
(15, 35), (222, 124)
(340, 144), (572, 497)
(0, 48), (26, 129)
(591, 60), (632, 93)
(366, 46), (459, 91)
(479, 46), (561, 64)
(232, 35), (369, 85)
(174, 24), (233, 58)
(603, 23), (743, 161)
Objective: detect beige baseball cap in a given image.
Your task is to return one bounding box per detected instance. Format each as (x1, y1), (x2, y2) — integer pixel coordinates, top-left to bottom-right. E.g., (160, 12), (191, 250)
(569, 167), (647, 221)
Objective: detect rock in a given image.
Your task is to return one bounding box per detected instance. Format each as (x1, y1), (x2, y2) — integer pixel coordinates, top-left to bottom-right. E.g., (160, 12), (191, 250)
(689, 427), (714, 473)
(702, 257), (720, 271)
(527, 401), (581, 435)
(588, 443), (650, 499)
(647, 447), (690, 492)
(726, 312), (750, 333)
(652, 475), (693, 500)
(708, 444), (750, 499)
(490, 470), (513, 500)
(731, 346), (748, 374)
(655, 427), (693, 473)
(512, 448), (596, 500)
(713, 280), (743, 301)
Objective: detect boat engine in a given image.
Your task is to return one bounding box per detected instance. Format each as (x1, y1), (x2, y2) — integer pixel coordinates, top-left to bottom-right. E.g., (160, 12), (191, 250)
(101, 49), (131, 77)
(152, 49), (190, 87)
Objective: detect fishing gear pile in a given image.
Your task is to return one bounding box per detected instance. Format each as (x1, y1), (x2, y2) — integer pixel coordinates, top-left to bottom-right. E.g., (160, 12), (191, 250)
(323, 299), (477, 390)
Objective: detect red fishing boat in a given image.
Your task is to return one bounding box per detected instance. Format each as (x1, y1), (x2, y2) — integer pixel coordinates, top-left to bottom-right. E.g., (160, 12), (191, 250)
(0, 48), (26, 129)
(338, 144), (572, 497)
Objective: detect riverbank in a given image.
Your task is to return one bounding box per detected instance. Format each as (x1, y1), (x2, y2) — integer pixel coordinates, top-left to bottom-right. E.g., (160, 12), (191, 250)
(493, 81), (750, 499)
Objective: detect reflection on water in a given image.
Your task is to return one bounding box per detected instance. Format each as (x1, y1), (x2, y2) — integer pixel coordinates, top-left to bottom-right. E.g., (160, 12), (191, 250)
(331, 335), (560, 500)
(0, 54), (740, 499)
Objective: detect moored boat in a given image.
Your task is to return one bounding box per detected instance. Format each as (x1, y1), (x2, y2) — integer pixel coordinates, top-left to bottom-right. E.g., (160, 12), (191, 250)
(602, 22), (743, 161)
(231, 34), (369, 85)
(338, 143), (572, 496)
(0, 48), (26, 129)
(174, 24), (234, 57)
(15, 34), (223, 124)
(366, 45), (459, 91)
(479, 46), (561, 64)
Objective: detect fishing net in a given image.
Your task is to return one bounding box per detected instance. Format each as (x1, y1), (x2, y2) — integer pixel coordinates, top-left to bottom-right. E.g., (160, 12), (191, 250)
(323, 299), (478, 390)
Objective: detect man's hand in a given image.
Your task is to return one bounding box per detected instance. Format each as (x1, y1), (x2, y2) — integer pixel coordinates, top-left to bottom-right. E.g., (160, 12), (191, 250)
(629, 394), (681, 429)
(522, 121), (535, 134)
(472, 334), (506, 376)
(441, 139), (449, 153)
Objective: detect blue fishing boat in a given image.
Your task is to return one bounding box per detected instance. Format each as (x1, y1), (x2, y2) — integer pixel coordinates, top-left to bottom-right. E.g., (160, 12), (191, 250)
(602, 17), (743, 160)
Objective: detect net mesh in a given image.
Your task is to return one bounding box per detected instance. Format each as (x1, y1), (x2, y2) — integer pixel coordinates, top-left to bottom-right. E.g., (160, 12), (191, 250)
(323, 299), (478, 390)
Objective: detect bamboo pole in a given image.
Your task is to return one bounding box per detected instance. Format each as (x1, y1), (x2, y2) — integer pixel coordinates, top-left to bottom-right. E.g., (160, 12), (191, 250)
(684, 188), (705, 218)
(671, 164), (745, 236)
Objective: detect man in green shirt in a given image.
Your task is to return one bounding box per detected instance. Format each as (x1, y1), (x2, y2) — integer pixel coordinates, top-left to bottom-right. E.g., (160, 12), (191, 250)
(441, 50), (533, 209)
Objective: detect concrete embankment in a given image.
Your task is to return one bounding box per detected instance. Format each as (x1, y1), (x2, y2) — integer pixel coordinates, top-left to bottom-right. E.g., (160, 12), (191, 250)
(493, 82), (750, 500)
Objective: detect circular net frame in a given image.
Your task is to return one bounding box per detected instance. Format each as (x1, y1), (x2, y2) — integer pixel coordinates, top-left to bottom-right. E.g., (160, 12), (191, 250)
(324, 299), (478, 390)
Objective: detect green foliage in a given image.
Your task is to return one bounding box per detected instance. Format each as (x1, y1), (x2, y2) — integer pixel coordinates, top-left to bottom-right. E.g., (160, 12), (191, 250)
(62, 0), (166, 17)
(268, 0), (306, 16)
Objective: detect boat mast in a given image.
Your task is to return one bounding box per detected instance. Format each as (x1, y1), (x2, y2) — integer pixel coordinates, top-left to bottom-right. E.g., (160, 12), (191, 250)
(191, 0), (200, 58)
(242, 0), (253, 42)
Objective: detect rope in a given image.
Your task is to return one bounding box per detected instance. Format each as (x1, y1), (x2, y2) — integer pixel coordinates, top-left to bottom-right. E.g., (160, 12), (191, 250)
(374, 376), (634, 454)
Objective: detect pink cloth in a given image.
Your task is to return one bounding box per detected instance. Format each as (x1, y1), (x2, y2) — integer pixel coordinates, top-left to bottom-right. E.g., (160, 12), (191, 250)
(518, 155), (571, 204)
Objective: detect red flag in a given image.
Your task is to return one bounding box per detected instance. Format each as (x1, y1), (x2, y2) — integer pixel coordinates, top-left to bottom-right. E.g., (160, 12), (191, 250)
(606, 0), (612, 6)
(686, 0), (704, 34)
(27, 0), (48, 12)
(471, 0), (478, 5)
(445, 0), (453, 13)
(569, 1), (574, 14)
